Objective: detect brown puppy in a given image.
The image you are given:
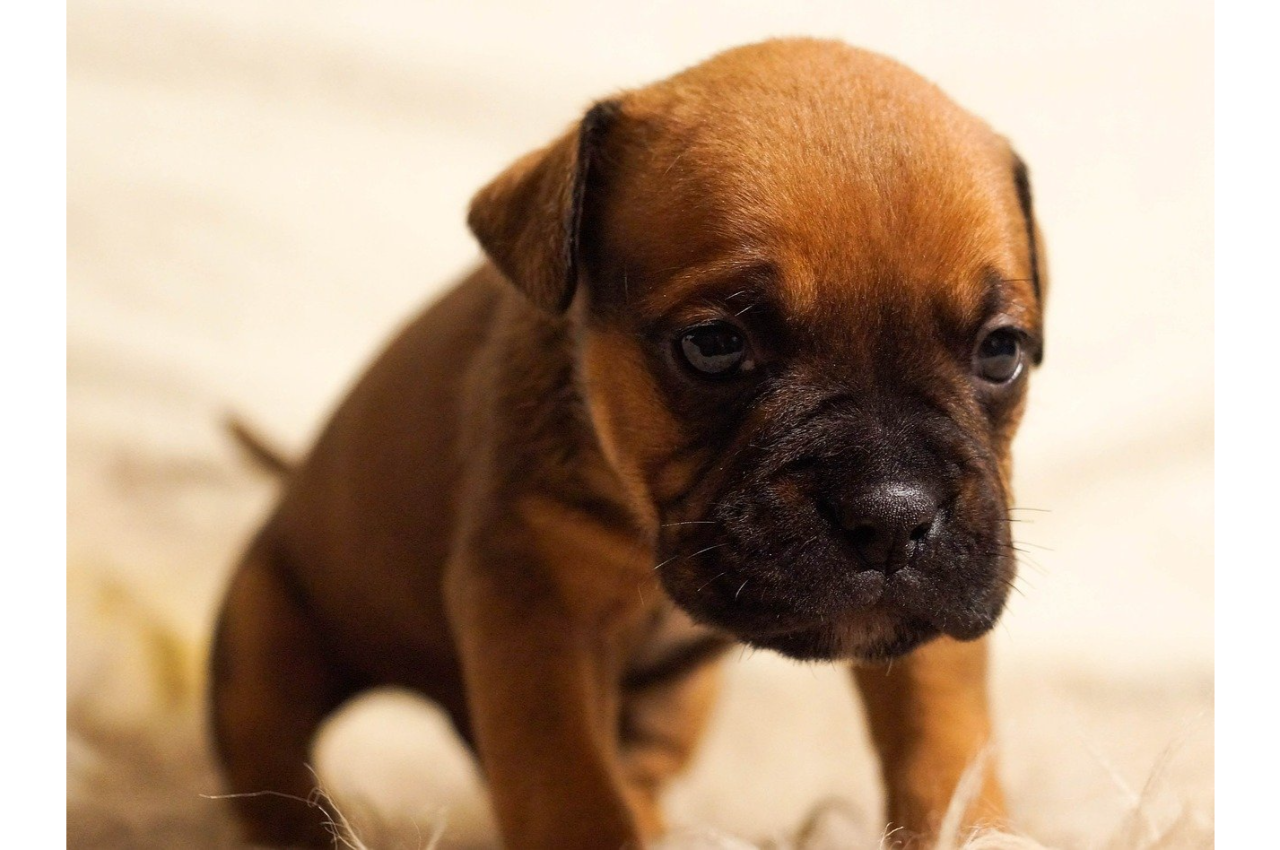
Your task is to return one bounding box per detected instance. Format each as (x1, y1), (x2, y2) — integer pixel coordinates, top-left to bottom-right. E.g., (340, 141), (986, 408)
(210, 38), (1046, 849)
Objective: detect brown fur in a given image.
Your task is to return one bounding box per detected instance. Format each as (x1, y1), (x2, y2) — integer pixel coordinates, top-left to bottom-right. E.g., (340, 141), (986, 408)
(210, 39), (1045, 849)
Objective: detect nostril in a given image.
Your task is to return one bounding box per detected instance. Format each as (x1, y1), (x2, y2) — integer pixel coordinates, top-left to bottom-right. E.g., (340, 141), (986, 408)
(822, 480), (943, 571)
(848, 524), (878, 549)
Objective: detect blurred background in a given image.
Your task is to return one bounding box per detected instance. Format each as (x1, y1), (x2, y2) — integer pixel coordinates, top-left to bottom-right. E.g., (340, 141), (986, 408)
(68, 1), (1212, 847)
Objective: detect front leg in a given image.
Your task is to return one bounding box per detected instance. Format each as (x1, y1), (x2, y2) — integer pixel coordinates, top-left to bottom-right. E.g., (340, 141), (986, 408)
(853, 636), (1007, 846)
(445, 542), (650, 849)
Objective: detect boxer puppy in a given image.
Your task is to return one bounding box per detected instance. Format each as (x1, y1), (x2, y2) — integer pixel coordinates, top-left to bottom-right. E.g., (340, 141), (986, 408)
(211, 38), (1046, 849)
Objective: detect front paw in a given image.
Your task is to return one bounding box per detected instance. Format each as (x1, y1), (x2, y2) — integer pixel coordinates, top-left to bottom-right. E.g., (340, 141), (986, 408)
(883, 752), (1007, 847)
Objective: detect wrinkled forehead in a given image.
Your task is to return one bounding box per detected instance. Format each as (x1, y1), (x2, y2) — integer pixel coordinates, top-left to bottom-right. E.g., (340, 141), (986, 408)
(595, 76), (1030, 330)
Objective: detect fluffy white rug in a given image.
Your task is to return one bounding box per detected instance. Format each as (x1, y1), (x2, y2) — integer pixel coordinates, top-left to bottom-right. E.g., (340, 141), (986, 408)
(67, 557), (1211, 849)
(67, 1), (1212, 847)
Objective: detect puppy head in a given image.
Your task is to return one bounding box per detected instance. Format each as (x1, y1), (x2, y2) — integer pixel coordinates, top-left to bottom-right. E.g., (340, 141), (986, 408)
(469, 39), (1046, 662)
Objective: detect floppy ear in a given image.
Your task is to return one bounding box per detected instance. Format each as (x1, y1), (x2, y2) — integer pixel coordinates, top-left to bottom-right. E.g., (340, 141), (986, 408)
(1011, 152), (1048, 363)
(467, 100), (620, 313)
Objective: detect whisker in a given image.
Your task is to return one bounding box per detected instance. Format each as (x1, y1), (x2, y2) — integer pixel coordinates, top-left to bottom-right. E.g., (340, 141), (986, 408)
(797, 533), (821, 553)
(734, 578), (750, 599)
(1010, 547), (1047, 574)
(697, 571), (727, 592)
(1007, 567), (1037, 591)
(658, 542), (728, 572)
(999, 575), (1026, 599)
(1014, 539), (1055, 552)
(1018, 558), (1048, 578)
(653, 553), (681, 571)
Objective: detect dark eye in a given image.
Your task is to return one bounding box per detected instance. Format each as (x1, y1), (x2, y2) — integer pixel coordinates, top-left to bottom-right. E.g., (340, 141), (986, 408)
(678, 322), (751, 377)
(974, 328), (1024, 384)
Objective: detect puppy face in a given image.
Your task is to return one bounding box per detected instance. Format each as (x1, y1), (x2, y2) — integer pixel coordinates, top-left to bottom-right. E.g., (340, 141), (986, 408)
(472, 40), (1046, 662)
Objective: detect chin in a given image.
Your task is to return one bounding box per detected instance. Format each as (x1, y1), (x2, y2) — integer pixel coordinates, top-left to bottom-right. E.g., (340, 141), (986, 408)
(657, 542), (1013, 663)
(736, 611), (941, 663)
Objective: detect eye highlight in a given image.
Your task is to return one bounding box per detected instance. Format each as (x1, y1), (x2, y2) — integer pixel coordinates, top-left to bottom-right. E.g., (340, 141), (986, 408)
(678, 321), (753, 377)
(974, 327), (1024, 384)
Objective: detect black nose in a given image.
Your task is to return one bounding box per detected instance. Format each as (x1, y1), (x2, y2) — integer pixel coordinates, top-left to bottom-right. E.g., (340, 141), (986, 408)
(824, 482), (941, 572)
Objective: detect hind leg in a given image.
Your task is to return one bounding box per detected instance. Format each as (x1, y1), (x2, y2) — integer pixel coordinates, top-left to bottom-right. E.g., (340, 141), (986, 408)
(209, 544), (358, 847)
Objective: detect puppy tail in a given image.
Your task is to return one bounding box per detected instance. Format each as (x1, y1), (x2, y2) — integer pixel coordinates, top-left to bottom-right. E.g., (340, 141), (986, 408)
(224, 413), (295, 477)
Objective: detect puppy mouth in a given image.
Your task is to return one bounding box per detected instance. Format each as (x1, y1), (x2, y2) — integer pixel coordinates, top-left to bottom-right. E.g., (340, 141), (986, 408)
(682, 579), (940, 662)
(656, 545), (1010, 662)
